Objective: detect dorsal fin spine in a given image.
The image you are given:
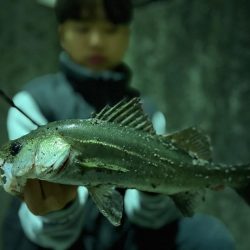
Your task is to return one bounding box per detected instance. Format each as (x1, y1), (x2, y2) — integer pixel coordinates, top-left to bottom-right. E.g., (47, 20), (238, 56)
(114, 104), (140, 123)
(108, 101), (138, 122)
(97, 99), (127, 120)
(95, 105), (111, 119)
(128, 114), (145, 127)
(93, 97), (156, 135)
(105, 107), (126, 122)
(121, 110), (142, 126)
(135, 120), (148, 130)
(119, 113), (138, 125)
(100, 98), (138, 121)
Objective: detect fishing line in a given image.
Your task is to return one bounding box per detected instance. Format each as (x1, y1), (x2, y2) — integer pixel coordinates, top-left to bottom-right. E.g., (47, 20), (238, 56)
(0, 89), (41, 127)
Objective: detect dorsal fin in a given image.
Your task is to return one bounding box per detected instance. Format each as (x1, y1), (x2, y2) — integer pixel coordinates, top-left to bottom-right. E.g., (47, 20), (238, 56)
(93, 98), (156, 135)
(164, 127), (212, 160)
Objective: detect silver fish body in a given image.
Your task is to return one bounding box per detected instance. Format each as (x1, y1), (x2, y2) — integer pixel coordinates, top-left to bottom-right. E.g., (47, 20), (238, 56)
(46, 119), (250, 193)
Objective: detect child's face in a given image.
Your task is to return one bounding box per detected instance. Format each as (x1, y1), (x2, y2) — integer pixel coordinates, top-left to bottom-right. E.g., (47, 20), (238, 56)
(59, 8), (130, 71)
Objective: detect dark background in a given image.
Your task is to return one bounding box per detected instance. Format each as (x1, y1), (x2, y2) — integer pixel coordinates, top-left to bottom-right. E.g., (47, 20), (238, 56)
(1, 1), (250, 249)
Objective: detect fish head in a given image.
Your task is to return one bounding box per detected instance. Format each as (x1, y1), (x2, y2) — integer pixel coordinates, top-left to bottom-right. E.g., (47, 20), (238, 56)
(0, 137), (32, 195)
(0, 132), (71, 195)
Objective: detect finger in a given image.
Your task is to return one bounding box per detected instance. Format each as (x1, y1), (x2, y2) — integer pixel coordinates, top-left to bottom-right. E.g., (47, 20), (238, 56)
(39, 180), (46, 199)
(41, 181), (77, 202)
(23, 180), (78, 215)
(23, 179), (47, 214)
(40, 182), (77, 213)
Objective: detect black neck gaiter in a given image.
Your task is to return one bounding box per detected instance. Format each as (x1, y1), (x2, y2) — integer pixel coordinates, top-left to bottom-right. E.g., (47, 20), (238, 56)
(60, 53), (140, 112)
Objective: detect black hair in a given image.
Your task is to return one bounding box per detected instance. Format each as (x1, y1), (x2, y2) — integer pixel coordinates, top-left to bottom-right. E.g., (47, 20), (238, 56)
(55, 0), (133, 24)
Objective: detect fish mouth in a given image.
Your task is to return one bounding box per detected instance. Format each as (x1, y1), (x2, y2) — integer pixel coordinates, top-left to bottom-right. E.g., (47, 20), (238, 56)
(0, 160), (25, 195)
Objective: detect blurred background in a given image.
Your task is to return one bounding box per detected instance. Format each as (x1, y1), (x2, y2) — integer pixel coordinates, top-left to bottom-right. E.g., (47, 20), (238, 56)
(0, 0), (250, 249)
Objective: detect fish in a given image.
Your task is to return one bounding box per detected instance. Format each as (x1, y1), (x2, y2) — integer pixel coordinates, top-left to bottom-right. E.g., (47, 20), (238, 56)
(0, 97), (250, 226)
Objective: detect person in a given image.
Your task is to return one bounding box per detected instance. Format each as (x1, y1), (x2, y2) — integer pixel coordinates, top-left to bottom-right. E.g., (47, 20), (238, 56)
(3, 0), (235, 249)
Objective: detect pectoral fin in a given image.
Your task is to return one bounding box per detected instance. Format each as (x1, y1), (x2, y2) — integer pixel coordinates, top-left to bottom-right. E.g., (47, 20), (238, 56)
(88, 185), (123, 226)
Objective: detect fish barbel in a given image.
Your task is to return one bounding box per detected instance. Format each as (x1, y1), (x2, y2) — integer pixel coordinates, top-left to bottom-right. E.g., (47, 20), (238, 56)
(0, 98), (250, 225)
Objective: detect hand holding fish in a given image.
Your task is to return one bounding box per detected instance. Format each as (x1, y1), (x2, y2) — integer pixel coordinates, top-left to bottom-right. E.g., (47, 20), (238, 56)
(22, 179), (77, 215)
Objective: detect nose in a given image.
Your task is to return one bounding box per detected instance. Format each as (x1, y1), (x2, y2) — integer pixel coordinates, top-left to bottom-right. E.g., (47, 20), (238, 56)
(89, 30), (104, 48)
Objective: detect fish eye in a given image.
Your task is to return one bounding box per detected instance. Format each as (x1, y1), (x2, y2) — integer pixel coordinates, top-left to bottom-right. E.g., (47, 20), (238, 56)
(9, 141), (22, 156)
